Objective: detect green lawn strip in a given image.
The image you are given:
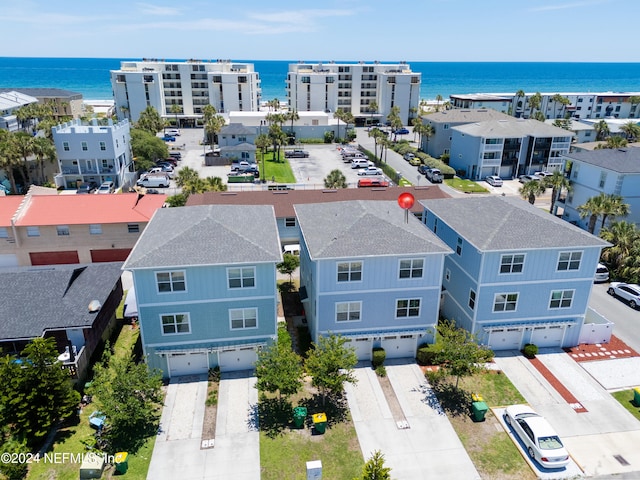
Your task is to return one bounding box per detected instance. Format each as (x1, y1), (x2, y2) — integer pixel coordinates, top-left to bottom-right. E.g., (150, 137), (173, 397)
(612, 390), (640, 421)
(259, 151), (296, 183)
(444, 177), (489, 193)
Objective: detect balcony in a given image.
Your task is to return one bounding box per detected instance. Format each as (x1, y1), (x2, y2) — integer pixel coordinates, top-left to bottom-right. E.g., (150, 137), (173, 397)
(58, 345), (88, 380)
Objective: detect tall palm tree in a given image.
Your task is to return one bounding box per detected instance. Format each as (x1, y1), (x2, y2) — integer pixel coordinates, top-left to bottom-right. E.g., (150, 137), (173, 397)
(367, 127), (382, 159)
(10, 131), (35, 186)
(169, 103), (182, 128)
(202, 104), (217, 124)
(595, 136), (627, 149)
(255, 133), (270, 181)
(334, 110), (346, 142)
(519, 180), (546, 205)
(600, 194), (630, 230)
(544, 171), (572, 215)
(528, 92), (542, 119)
(422, 123), (434, 153)
(32, 136), (56, 185)
(0, 131), (20, 194)
(411, 117), (422, 142)
(600, 221), (640, 277)
(578, 193), (607, 234)
(619, 121), (640, 141)
(594, 120), (610, 141)
(435, 94), (443, 112)
(267, 98), (280, 112)
(204, 114), (225, 146)
(323, 169), (347, 189)
(285, 109), (299, 135)
(368, 100), (378, 126)
(551, 94), (570, 119)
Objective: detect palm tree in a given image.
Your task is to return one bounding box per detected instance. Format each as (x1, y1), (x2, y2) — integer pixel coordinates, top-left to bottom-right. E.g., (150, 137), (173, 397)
(599, 194), (630, 230)
(544, 171), (572, 215)
(267, 98), (280, 113)
(136, 106), (164, 134)
(595, 136), (627, 149)
(169, 103), (182, 129)
(519, 180), (546, 205)
(323, 169), (347, 189)
(32, 137), (56, 184)
(368, 100), (378, 126)
(285, 109), (299, 135)
(435, 94), (443, 112)
(619, 121), (640, 142)
(600, 221), (640, 277)
(204, 114), (225, 146)
(0, 131), (20, 194)
(202, 104), (217, 124)
(255, 133), (270, 181)
(578, 193), (607, 234)
(367, 127), (382, 159)
(422, 123), (434, 153)
(551, 94), (570, 119)
(528, 92), (542, 119)
(629, 95), (640, 118)
(334, 110), (346, 142)
(594, 120), (610, 141)
(10, 131), (35, 186)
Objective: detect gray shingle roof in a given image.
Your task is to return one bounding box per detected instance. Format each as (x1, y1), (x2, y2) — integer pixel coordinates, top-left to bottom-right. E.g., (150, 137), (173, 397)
(0, 262), (123, 340)
(565, 147), (640, 174)
(422, 196), (609, 251)
(220, 123), (257, 135)
(453, 119), (574, 138)
(295, 200), (452, 259)
(0, 87), (83, 98)
(220, 142), (257, 152)
(424, 108), (513, 124)
(123, 204), (281, 269)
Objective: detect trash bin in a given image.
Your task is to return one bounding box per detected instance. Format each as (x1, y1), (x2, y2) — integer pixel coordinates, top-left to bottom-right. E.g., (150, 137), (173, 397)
(634, 387), (640, 407)
(312, 413), (327, 434)
(293, 406), (307, 429)
(471, 401), (488, 422)
(471, 393), (483, 403)
(114, 452), (128, 474)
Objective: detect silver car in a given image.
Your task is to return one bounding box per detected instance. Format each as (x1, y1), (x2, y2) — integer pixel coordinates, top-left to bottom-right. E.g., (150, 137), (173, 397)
(607, 282), (640, 309)
(504, 405), (570, 468)
(485, 175), (503, 187)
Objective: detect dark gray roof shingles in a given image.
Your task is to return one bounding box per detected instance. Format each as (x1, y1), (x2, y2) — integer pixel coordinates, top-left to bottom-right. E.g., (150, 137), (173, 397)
(565, 147), (640, 174)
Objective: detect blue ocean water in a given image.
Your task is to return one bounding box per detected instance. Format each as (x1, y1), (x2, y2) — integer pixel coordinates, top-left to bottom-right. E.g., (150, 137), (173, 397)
(1, 57), (639, 101)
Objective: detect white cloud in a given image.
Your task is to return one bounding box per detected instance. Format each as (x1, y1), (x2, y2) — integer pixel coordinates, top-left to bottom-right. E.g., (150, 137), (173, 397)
(528, 0), (609, 12)
(136, 2), (182, 16)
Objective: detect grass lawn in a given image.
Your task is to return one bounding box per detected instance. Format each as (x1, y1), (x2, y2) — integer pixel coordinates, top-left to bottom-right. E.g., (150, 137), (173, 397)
(27, 318), (158, 480)
(444, 177), (489, 193)
(612, 390), (640, 421)
(258, 151), (296, 183)
(432, 370), (535, 480)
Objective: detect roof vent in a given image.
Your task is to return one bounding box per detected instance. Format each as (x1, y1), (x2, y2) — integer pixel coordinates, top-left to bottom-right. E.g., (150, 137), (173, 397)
(88, 300), (102, 313)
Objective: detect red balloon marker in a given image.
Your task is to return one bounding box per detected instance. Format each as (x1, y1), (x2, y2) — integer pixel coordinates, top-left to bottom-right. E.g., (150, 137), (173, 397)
(397, 192), (415, 223)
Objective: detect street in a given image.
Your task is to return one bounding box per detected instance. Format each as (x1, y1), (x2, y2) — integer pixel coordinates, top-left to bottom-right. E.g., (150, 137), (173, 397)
(589, 282), (640, 352)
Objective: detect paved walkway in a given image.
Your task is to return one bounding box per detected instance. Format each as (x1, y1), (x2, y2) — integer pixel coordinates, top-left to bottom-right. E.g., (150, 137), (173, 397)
(345, 361), (480, 480)
(146, 372), (259, 480)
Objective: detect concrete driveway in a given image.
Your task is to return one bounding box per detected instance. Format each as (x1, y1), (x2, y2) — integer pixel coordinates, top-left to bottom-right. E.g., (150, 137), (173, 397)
(345, 361), (480, 480)
(147, 372), (259, 480)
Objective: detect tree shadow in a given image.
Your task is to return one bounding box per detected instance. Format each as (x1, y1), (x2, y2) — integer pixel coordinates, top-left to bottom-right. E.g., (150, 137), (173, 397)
(257, 396), (293, 438)
(299, 392), (349, 428)
(430, 382), (471, 418)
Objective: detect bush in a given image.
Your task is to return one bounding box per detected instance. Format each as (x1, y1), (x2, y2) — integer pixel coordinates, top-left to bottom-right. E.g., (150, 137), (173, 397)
(375, 365), (387, 377)
(522, 343), (538, 359)
(206, 388), (218, 406)
(208, 366), (221, 383)
(416, 342), (443, 365)
(372, 347), (386, 368)
(323, 131), (335, 143)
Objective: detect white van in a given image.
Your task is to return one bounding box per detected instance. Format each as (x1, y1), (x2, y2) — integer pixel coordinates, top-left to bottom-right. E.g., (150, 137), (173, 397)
(137, 174), (170, 188)
(283, 244), (300, 256)
(351, 159), (372, 169)
(595, 263), (609, 283)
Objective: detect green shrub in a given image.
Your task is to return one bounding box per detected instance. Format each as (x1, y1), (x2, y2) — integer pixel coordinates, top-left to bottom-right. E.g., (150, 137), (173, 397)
(416, 342), (443, 365)
(206, 388), (218, 406)
(323, 131), (335, 143)
(425, 368), (445, 386)
(375, 365), (387, 377)
(522, 343), (538, 359)
(372, 347), (386, 368)
(208, 366), (221, 383)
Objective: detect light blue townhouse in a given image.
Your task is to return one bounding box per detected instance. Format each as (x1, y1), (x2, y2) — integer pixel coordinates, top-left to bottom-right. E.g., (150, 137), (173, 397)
(422, 196), (610, 351)
(562, 148), (640, 235)
(122, 204), (282, 377)
(295, 200), (452, 360)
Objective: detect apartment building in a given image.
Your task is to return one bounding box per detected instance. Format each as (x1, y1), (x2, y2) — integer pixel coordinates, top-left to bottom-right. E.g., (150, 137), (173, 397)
(286, 61), (421, 125)
(111, 59), (261, 124)
(0, 88), (84, 122)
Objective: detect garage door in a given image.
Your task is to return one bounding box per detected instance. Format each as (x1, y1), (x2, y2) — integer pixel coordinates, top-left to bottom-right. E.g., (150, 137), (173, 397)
(168, 352), (209, 377)
(530, 325), (565, 348)
(219, 347), (256, 372)
(381, 335), (417, 359)
(0, 254), (18, 268)
(30, 250), (79, 266)
(487, 327), (523, 351)
(345, 338), (372, 361)
(91, 248), (132, 262)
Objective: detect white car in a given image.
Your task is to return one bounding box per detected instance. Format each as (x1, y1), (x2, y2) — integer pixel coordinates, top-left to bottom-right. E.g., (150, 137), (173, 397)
(504, 405), (570, 468)
(96, 181), (115, 194)
(607, 282), (640, 309)
(485, 175), (503, 187)
(357, 167), (383, 176)
(166, 128), (180, 136)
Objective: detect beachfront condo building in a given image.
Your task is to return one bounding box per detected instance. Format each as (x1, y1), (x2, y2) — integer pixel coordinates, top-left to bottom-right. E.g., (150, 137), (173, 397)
(286, 61), (421, 126)
(110, 59), (261, 125)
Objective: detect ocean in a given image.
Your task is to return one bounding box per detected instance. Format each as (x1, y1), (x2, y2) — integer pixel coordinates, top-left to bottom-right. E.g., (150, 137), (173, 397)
(1, 57), (639, 102)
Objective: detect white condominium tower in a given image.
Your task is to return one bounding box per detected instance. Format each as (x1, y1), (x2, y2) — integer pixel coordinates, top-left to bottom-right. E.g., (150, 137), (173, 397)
(286, 61), (421, 125)
(111, 59), (261, 124)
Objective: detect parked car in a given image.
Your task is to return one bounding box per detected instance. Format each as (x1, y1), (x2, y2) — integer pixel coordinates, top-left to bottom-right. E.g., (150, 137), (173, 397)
(534, 170), (553, 177)
(96, 181), (115, 194)
(425, 168), (443, 183)
(351, 159), (373, 169)
(485, 175), (503, 187)
(147, 166), (174, 178)
(284, 150), (310, 158)
(417, 165), (430, 176)
(231, 161), (258, 173)
(357, 178), (389, 188)
(161, 135), (176, 142)
(519, 174), (540, 183)
(503, 405), (570, 468)
(595, 263), (610, 283)
(137, 175), (170, 188)
(607, 282), (640, 308)
(76, 182), (98, 194)
(394, 128), (410, 135)
(403, 153), (415, 162)
(168, 152), (182, 160)
(165, 128), (180, 136)
(357, 167), (383, 176)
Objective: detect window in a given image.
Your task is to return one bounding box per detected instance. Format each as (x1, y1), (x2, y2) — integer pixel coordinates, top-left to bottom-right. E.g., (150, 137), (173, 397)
(599, 171), (607, 188)
(336, 302), (361, 322)
(445, 269), (451, 282)
(230, 308), (257, 329)
(337, 261), (362, 282)
(0, 227), (7, 239)
(399, 258), (424, 279)
(127, 224), (140, 233)
(396, 299), (421, 318)
(156, 271), (186, 293)
(456, 237), (463, 255)
(227, 267), (256, 288)
(81, 141), (88, 151)
(161, 313), (190, 335)
(557, 251), (582, 271)
(26, 226), (40, 237)
(493, 293), (518, 312)
(89, 224), (102, 235)
(56, 225), (70, 236)
(500, 254), (525, 274)
(63, 142), (69, 151)
(285, 217), (296, 228)
(549, 290), (574, 309)
(468, 290), (476, 310)
(99, 141), (106, 151)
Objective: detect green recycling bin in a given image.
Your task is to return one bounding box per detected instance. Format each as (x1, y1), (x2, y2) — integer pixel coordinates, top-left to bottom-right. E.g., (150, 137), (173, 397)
(471, 401), (488, 422)
(293, 406), (307, 429)
(312, 412), (327, 434)
(634, 387), (640, 407)
(114, 452), (128, 474)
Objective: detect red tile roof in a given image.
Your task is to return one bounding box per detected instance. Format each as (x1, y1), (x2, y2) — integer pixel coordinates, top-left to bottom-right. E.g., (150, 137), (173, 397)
(0, 197), (25, 227)
(186, 186), (449, 217)
(14, 193), (167, 226)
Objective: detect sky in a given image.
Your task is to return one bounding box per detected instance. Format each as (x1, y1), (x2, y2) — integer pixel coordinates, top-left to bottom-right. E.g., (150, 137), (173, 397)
(2, 0), (640, 62)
